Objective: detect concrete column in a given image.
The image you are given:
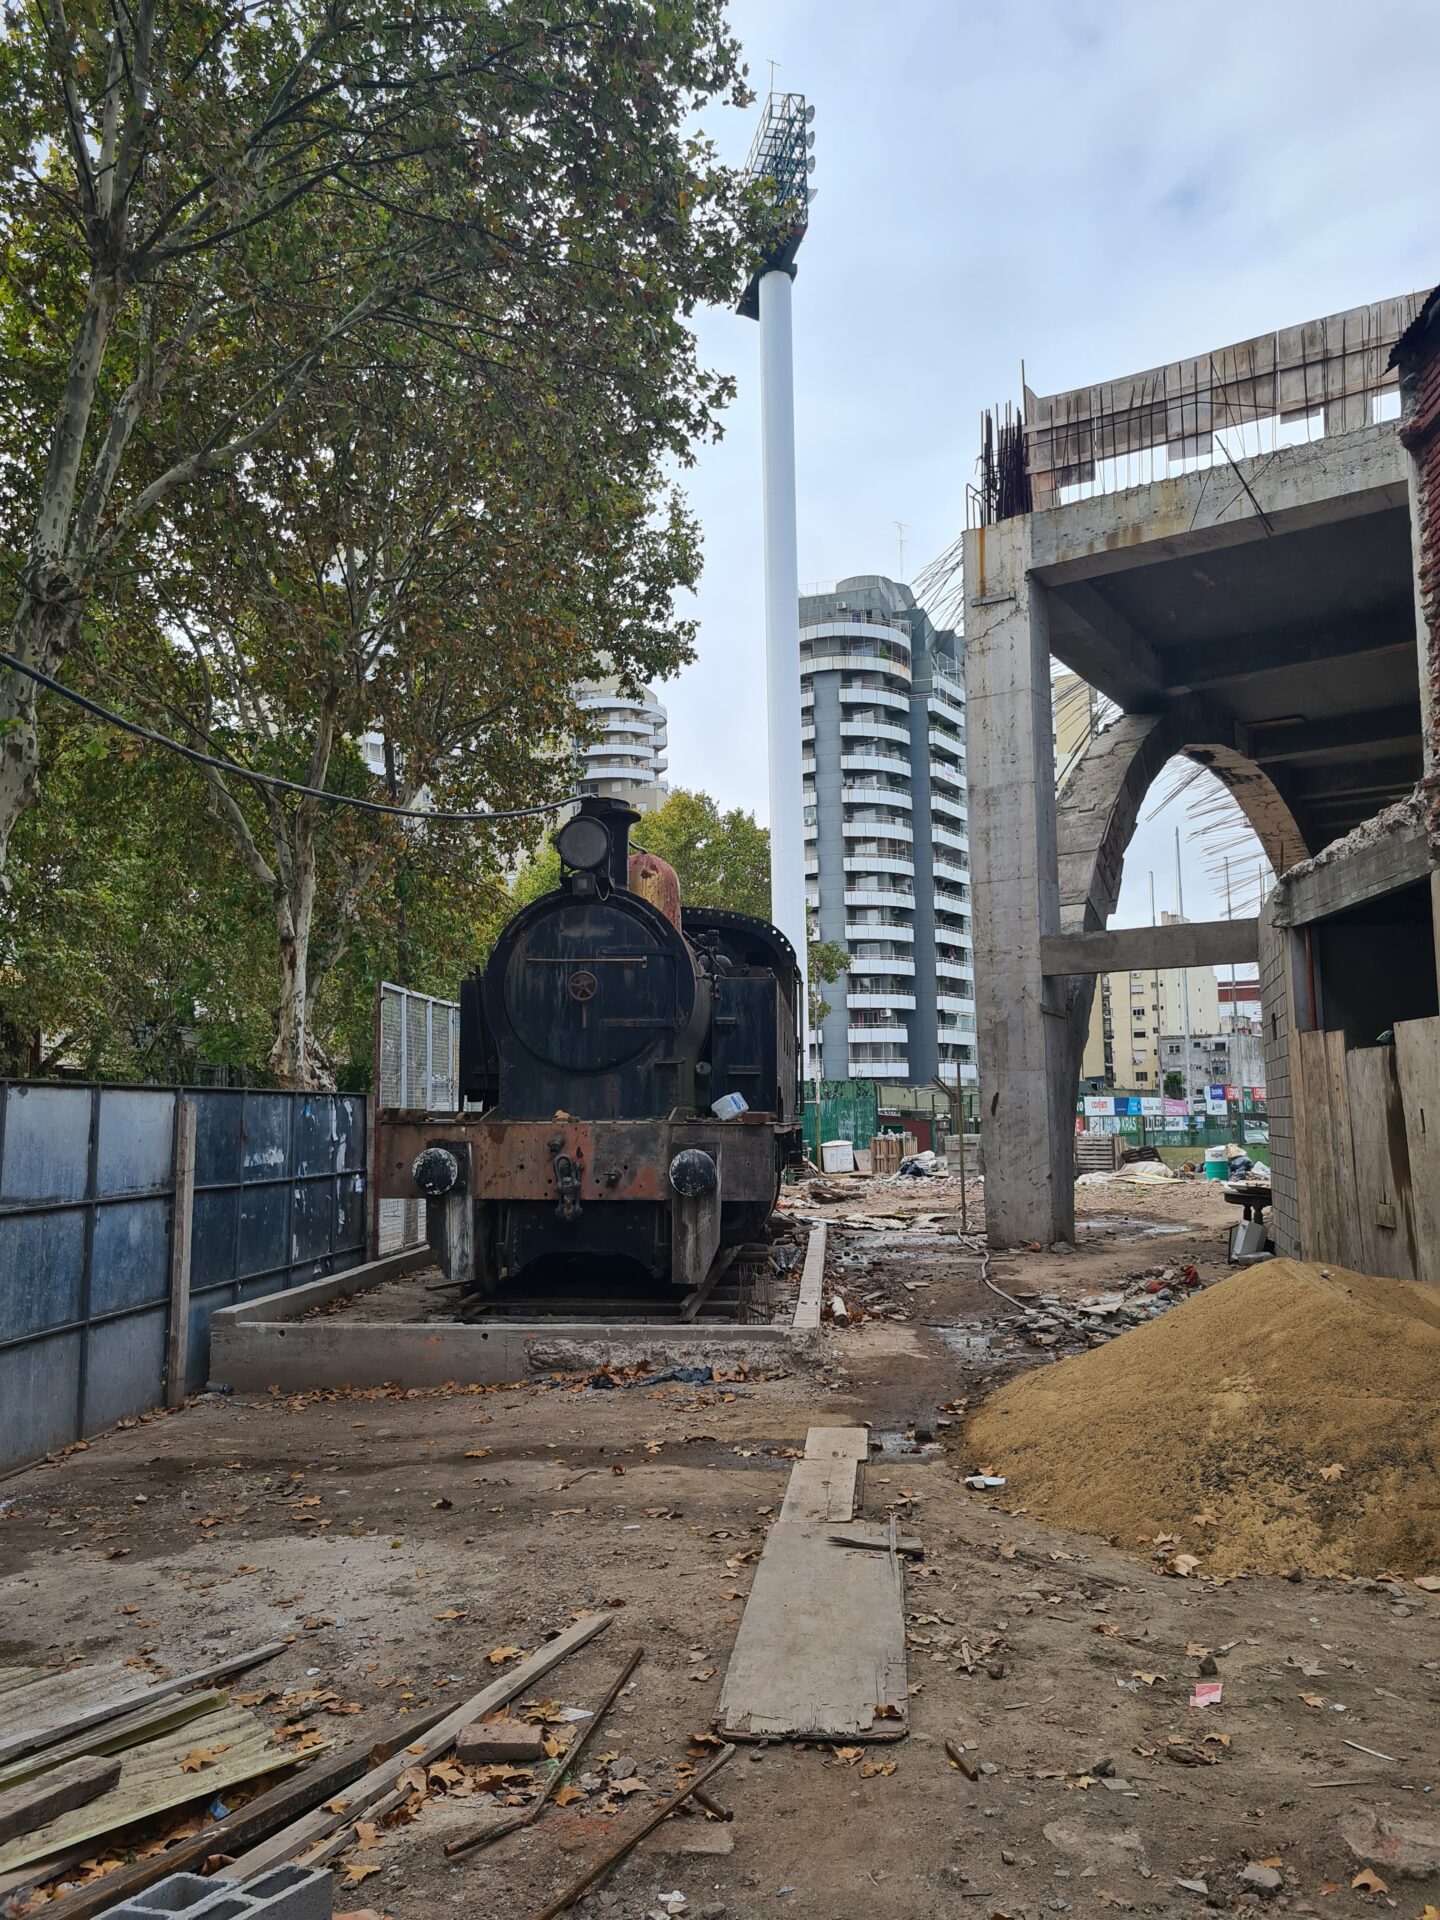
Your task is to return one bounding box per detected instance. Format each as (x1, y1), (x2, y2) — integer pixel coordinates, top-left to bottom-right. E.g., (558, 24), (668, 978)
(758, 268), (808, 1035)
(964, 517), (1075, 1246)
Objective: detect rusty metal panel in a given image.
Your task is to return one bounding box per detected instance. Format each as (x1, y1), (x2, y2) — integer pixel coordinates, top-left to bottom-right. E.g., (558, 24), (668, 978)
(373, 1112), (783, 1205)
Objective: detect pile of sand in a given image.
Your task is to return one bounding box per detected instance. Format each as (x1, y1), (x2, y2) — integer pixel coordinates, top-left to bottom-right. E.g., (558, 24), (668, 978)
(965, 1259), (1440, 1577)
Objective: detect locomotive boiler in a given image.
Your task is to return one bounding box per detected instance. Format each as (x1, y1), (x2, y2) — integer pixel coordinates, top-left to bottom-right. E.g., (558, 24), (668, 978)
(388, 796), (803, 1309)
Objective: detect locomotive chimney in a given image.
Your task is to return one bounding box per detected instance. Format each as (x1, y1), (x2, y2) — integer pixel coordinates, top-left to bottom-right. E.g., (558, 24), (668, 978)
(576, 794), (640, 891)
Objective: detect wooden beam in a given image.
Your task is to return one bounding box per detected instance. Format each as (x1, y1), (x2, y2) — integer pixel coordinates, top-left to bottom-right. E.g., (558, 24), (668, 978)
(1041, 918), (1259, 977)
(0, 1758), (120, 1847)
(225, 1612), (614, 1881)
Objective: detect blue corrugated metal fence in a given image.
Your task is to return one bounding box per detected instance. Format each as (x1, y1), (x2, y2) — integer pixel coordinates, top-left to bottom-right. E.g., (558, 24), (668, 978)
(0, 1082), (367, 1470)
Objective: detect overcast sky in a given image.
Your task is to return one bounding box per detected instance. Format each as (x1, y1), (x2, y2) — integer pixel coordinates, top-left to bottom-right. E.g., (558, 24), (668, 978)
(659, 0), (1438, 931)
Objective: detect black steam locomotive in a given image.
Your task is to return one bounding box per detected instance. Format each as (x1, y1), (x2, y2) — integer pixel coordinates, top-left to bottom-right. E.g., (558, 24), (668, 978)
(406, 796), (803, 1307)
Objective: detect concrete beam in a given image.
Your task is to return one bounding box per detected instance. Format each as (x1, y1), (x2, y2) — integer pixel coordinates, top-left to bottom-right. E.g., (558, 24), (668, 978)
(1041, 917), (1259, 976)
(1030, 424), (1409, 585)
(1247, 702), (1422, 764)
(1270, 804), (1432, 927)
(1284, 752), (1422, 802)
(1169, 608), (1415, 691)
(1048, 580), (1165, 708)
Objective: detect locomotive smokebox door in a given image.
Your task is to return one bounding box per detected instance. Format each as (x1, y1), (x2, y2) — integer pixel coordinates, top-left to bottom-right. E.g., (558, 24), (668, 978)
(669, 1147), (722, 1297)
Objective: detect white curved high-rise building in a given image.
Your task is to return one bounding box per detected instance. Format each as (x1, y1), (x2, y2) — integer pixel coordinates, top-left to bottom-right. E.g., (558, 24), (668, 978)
(574, 676), (670, 813)
(800, 575), (975, 1086)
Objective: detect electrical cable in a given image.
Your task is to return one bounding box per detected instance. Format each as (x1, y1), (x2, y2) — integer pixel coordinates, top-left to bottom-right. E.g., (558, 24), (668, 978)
(0, 649), (579, 823)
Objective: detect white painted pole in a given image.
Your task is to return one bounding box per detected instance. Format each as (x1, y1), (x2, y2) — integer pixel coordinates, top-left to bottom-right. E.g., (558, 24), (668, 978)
(758, 266), (810, 1067)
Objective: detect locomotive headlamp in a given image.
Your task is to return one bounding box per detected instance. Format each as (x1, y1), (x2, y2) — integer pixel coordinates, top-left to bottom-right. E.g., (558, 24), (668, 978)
(555, 813), (611, 873)
(412, 1146), (459, 1197)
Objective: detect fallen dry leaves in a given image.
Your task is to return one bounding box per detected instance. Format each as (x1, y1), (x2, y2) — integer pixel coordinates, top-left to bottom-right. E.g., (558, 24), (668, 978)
(1351, 1867), (1388, 1893)
(179, 1744), (229, 1772)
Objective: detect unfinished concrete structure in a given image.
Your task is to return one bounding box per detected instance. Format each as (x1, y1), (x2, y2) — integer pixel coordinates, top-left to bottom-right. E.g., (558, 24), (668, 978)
(962, 292), (1434, 1246)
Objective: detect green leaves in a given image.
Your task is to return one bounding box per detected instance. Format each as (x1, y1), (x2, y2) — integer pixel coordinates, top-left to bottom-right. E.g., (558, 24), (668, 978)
(1, 0), (766, 1081)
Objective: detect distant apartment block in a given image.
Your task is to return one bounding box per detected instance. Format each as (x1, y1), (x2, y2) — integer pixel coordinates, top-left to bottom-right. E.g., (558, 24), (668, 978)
(800, 574), (975, 1086)
(574, 674), (670, 813)
(1080, 911), (1225, 1101)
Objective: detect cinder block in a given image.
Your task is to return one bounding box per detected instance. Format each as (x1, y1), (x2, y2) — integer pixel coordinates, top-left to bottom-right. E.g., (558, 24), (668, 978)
(237, 1864), (333, 1920)
(131, 1877), (232, 1913)
(455, 1717), (547, 1765)
(100, 1867), (332, 1920)
(104, 1875), (237, 1920)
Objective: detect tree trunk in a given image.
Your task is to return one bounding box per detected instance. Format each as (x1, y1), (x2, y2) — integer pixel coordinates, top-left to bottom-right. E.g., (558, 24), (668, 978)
(0, 271), (119, 873)
(267, 823), (327, 1090)
(0, 597), (81, 873)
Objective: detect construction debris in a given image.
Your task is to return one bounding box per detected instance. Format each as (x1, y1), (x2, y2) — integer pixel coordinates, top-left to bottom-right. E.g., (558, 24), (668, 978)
(965, 1259), (1440, 1575)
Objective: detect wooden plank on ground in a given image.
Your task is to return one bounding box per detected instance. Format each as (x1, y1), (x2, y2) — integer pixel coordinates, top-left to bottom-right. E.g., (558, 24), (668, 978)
(1393, 1016), (1440, 1287)
(778, 1426), (866, 1525)
(0, 1704), (310, 1875)
(0, 1693), (230, 1793)
(0, 1757), (121, 1847)
(1345, 1046), (1419, 1281)
(793, 1224), (826, 1331)
(225, 1611), (614, 1881)
(716, 1426), (905, 1743)
(35, 1703), (462, 1920)
(0, 1644), (285, 1768)
(0, 1674), (42, 1700)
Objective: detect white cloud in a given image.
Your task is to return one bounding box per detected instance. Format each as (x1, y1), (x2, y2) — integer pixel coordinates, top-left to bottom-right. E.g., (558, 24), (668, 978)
(659, 0), (1438, 929)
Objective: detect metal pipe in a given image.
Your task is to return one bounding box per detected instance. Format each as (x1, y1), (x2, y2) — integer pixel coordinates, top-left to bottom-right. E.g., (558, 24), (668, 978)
(758, 266), (809, 1059)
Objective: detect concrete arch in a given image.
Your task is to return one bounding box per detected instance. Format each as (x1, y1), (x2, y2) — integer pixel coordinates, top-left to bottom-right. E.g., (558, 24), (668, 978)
(1050, 698), (1311, 1150)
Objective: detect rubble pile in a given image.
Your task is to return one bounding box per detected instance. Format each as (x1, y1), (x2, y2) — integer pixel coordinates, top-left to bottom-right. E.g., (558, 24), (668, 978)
(965, 1259), (1440, 1577)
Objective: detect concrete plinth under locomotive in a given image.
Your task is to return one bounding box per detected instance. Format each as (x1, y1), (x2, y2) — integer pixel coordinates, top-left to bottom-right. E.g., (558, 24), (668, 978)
(372, 798), (804, 1314)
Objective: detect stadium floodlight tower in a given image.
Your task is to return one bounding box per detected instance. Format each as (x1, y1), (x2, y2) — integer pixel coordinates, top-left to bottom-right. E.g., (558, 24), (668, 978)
(739, 90), (815, 1067)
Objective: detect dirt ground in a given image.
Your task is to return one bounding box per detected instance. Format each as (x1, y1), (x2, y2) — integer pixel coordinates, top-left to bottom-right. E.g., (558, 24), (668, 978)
(3, 1172), (1438, 1920)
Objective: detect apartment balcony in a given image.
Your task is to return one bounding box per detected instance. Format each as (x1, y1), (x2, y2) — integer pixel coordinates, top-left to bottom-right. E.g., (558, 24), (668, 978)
(801, 723), (815, 745)
(800, 652), (911, 686)
(801, 617), (911, 652)
(930, 759), (965, 790)
(843, 783), (912, 810)
(848, 1058), (910, 1080)
(841, 751), (911, 780)
(933, 821), (969, 853)
(846, 991), (917, 1011)
(931, 790), (968, 823)
(847, 956), (916, 977)
(934, 857), (969, 884)
(843, 887), (914, 910)
(930, 680), (965, 716)
(847, 1024), (907, 1043)
(842, 816), (913, 840)
(839, 682), (909, 713)
(839, 718), (910, 749)
(841, 853), (914, 879)
(845, 920), (915, 944)
(937, 993), (973, 1014)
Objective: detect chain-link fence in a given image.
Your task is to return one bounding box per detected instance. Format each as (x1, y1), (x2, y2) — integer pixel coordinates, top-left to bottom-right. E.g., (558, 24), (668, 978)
(376, 982), (460, 1252)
